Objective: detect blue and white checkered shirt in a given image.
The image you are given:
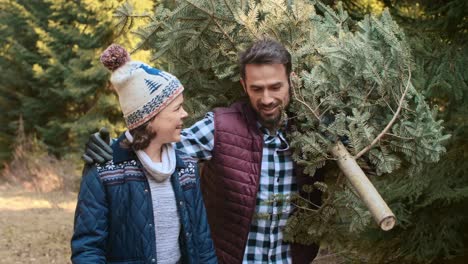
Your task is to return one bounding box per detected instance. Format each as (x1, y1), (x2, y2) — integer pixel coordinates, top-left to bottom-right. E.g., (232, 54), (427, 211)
(176, 112), (297, 264)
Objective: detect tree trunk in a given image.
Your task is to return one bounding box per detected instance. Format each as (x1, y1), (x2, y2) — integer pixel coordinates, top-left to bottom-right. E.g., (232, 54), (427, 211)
(330, 142), (396, 231)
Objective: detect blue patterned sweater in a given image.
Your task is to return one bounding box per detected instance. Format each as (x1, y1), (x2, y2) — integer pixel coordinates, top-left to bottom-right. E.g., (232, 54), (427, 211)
(71, 133), (217, 264)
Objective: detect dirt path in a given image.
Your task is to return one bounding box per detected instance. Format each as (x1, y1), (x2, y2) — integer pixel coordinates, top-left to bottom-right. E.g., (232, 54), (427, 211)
(0, 187), (77, 264)
(0, 187), (339, 264)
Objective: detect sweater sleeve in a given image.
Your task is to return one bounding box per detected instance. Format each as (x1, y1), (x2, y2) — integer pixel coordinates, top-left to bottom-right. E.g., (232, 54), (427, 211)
(70, 165), (108, 264)
(193, 166), (218, 263)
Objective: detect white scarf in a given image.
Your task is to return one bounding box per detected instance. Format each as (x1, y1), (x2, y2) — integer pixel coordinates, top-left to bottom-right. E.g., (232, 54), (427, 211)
(125, 130), (176, 182)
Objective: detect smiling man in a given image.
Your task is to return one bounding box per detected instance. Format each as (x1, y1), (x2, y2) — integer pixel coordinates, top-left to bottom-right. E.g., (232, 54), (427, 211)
(175, 39), (321, 264)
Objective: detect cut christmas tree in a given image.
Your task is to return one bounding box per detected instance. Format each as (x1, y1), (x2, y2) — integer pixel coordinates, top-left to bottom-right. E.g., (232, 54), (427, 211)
(117, 0), (451, 261)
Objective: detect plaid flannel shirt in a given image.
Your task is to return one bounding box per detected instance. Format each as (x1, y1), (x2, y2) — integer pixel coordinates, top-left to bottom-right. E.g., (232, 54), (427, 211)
(176, 112), (297, 264)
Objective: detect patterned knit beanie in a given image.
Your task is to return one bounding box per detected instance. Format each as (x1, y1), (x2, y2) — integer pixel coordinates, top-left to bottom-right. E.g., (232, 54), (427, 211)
(100, 44), (184, 129)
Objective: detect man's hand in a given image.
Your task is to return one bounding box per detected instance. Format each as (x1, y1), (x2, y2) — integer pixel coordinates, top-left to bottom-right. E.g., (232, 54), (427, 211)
(82, 127), (113, 164)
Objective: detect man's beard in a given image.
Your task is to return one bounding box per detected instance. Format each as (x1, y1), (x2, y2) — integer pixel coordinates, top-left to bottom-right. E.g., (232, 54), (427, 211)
(253, 102), (286, 130)
(259, 111), (282, 128)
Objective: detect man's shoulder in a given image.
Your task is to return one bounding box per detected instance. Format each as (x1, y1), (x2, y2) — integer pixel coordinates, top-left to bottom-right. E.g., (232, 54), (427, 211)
(212, 101), (259, 133)
(213, 101), (248, 115)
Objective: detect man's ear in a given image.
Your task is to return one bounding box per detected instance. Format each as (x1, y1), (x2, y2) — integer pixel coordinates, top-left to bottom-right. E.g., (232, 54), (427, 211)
(290, 72), (297, 80)
(289, 72), (297, 88)
(240, 78), (247, 93)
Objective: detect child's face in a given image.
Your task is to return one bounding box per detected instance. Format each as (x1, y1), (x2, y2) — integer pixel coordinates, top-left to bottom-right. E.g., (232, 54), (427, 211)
(150, 93), (188, 144)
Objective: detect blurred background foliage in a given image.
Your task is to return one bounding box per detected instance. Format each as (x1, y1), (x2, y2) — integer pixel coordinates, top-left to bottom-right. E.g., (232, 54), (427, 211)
(0, 0), (466, 262)
(0, 0), (154, 163)
(1, 0), (463, 169)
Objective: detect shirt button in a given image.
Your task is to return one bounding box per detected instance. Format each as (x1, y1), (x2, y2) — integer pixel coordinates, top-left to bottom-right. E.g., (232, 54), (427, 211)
(186, 232), (191, 237)
(151, 258), (156, 263)
(179, 201), (184, 206)
(149, 224), (153, 228)
(144, 189), (149, 193)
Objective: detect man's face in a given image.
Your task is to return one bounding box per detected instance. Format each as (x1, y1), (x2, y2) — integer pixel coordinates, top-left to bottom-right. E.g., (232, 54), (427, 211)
(241, 64), (290, 130)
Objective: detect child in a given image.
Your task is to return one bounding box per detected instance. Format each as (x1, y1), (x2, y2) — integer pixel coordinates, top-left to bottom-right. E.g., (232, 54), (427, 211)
(71, 44), (217, 264)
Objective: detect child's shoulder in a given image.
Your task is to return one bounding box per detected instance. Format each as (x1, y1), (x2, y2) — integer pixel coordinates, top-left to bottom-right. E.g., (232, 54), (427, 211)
(96, 159), (144, 185)
(175, 151), (199, 191)
(176, 150), (198, 168)
(95, 159), (139, 174)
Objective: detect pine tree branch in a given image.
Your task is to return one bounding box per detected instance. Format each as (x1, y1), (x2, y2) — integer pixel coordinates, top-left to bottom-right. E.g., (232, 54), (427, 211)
(208, 0), (215, 10)
(291, 74), (321, 121)
(345, 202), (370, 228)
(240, 21), (261, 41)
(182, 0), (235, 22)
(114, 16), (130, 38)
(130, 21), (164, 54)
(402, 106), (416, 113)
(113, 8), (151, 19)
(366, 61), (385, 87)
(319, 106), (332, 119)
(354, 67), (412, 159)
(384, 99), (396, 114)
(177, 17), (213, 22)
(184, 0), (237, 51)
(270, 0), (296, 42)
(313, 91), (341, 113)
(360, 82), (377, 107)
(166, 49), (191, 66)
(294, 93), (320, 121)
(312, 251), (347, 261)
(383, 138), (437, 153)
(291, 201), (320, 213)
(211, 18), (237, 51)
(263, 23), (281, 41)
(384, 133), (414, 140)
(222, 0), (237, 20)
(116, 14), (151, 18)
(233, 3), (261, 41)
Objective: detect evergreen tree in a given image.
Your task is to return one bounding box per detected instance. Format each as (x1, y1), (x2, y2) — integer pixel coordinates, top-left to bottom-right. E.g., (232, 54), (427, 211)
(118, 0), (464, 262)
(377, 0), (467, 262)
(0, 0), (47, 162)
(1, 0), (111, 157)
(337, 0), (468, 262)
(0, 0), (135, 162)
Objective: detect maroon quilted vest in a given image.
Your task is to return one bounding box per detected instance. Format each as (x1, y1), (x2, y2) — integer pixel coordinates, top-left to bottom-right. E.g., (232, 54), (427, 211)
(201, 102), (319, 264)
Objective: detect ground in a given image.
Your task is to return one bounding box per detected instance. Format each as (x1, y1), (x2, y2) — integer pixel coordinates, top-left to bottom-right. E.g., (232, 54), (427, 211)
(0, 187), (77, 264)
(0, 186), (339, 264)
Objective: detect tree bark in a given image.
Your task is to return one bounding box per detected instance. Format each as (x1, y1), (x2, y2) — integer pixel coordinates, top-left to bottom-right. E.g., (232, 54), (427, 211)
(330, 141), (396, 231)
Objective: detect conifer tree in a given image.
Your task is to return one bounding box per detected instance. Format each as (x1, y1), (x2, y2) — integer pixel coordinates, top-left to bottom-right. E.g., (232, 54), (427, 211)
(336, 1), (468, 262)
(116, 0), (462, 262)
(0, 0), (129, 160)
(0, 1), (116, 157)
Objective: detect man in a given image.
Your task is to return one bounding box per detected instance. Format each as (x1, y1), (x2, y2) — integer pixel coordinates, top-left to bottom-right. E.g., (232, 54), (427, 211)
(84, 39), (322, 263)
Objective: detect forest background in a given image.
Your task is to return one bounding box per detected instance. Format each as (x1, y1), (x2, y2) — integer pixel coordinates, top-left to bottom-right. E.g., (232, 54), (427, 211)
(0, 0), (466, 263)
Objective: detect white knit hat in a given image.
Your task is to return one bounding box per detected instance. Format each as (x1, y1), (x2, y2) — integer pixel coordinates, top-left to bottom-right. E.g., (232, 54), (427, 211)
(100, 44), (184, 129)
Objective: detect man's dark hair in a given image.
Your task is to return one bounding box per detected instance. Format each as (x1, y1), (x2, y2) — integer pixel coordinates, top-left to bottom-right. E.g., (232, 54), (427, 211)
(239, 39), (292, 80)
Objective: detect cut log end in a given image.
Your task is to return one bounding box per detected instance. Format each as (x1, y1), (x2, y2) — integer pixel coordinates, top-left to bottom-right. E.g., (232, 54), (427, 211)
(380, 216), (396, 231)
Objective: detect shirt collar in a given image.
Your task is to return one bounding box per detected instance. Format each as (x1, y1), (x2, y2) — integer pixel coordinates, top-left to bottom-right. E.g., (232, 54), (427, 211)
(256, 116), (289, 136)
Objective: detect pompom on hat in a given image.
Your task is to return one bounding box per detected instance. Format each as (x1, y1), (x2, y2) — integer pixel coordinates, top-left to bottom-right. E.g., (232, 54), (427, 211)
(100, 44), (184, 129)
